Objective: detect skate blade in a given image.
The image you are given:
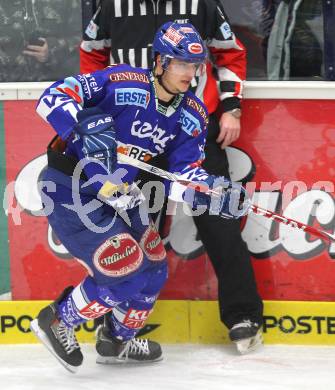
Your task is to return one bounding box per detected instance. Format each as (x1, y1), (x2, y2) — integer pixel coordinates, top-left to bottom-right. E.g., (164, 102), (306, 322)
(96, 354), (164, 365)
(234, 331), (263, 355)
(30, 319), (79, 374)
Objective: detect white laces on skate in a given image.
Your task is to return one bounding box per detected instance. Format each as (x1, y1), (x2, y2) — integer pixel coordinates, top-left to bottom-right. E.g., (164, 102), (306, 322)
(119, 338), (150, 360)
(231, 319), (258, 330)
(229, 320), (263, 354)
(54, 320), (80, 355)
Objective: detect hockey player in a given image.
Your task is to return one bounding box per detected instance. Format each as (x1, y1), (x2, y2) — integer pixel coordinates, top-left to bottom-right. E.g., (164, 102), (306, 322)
(80, 0), (264, 353)
(30, 22), (249, 373)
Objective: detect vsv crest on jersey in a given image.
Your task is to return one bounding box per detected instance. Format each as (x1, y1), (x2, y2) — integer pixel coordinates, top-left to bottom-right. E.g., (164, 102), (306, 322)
(115, 88), (150, 108)
(179, 108), (202, 137)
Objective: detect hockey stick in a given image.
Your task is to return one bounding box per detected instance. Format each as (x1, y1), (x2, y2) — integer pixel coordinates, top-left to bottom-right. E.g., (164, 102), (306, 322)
(117, 153), (335, 242)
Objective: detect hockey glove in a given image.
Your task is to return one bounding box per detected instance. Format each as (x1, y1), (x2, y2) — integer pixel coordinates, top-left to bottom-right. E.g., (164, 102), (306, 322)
(73, 107), (117, 173)
(184, 175), (250, 219)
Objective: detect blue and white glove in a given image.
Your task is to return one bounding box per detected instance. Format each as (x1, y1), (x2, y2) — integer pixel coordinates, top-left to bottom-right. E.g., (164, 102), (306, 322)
(74, 107), (117, 172)
(184, 175), (250, 219)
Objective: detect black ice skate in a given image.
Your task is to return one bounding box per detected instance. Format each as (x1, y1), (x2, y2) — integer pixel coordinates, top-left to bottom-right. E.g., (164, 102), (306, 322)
(30, 286), (83, 373)
(95, 321), (163, 364)
(229, 320), (263, 354)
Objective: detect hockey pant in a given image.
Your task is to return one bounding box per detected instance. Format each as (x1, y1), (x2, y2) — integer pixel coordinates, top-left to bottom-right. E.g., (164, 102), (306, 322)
(42, 181), (168, 341)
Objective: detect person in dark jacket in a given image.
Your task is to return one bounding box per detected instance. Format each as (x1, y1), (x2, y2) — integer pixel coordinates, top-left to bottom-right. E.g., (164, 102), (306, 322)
(262, 0), (323, 80)
(0, 0), (81, 82)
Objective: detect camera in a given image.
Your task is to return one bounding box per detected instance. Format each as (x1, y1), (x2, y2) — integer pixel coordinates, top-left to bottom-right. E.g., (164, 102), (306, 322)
(27, 31), (44, 46)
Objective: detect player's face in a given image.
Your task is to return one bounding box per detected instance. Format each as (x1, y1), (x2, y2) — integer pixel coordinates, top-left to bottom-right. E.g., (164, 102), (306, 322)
(163, 59), (199, 93)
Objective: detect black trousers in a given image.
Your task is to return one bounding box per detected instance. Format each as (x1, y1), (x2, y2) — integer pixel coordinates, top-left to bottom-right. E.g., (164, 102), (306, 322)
(194, 115), (263, 328)
(138, 114), (263, 329)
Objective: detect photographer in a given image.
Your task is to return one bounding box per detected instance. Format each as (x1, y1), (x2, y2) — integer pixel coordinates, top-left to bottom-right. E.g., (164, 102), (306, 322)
(0, 0), (81, 82)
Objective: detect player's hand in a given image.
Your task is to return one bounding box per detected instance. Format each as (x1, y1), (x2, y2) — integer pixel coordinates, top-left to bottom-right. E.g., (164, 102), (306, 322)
(23, 38), (49, 63)
(216, 111), (241, 149)
(183, 175), (250, 219)
(74, 108), (117, 173)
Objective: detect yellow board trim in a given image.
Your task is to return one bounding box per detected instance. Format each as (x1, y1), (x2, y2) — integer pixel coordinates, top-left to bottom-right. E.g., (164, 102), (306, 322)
(1, 300), (335, 344)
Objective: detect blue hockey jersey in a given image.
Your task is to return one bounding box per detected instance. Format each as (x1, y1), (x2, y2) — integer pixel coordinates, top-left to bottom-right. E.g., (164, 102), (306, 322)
(37, 64), (210, 200)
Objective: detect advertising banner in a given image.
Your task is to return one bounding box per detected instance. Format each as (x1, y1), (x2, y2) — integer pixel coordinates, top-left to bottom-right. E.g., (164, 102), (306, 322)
(3, 99), (335, 301)
(1, 300), (335, 345)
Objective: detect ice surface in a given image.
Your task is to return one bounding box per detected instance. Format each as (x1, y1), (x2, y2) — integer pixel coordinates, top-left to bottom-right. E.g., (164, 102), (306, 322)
(0, 344), (334, 390)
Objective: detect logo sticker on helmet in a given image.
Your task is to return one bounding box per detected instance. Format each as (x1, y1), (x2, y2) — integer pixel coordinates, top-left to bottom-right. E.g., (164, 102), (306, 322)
(179, 27), (195, 34)
(188, 43), (203, 54)
(163, 27), (184, 46)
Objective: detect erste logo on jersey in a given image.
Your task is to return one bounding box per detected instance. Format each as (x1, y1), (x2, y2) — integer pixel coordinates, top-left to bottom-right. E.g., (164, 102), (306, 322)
(163, 26), (184, 46)
(115, 88), (150, 109)
(179, 109), (202, 137)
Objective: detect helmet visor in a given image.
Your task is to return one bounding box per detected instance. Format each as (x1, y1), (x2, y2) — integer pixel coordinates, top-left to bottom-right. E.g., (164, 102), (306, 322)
(162, 56), (206, 76)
